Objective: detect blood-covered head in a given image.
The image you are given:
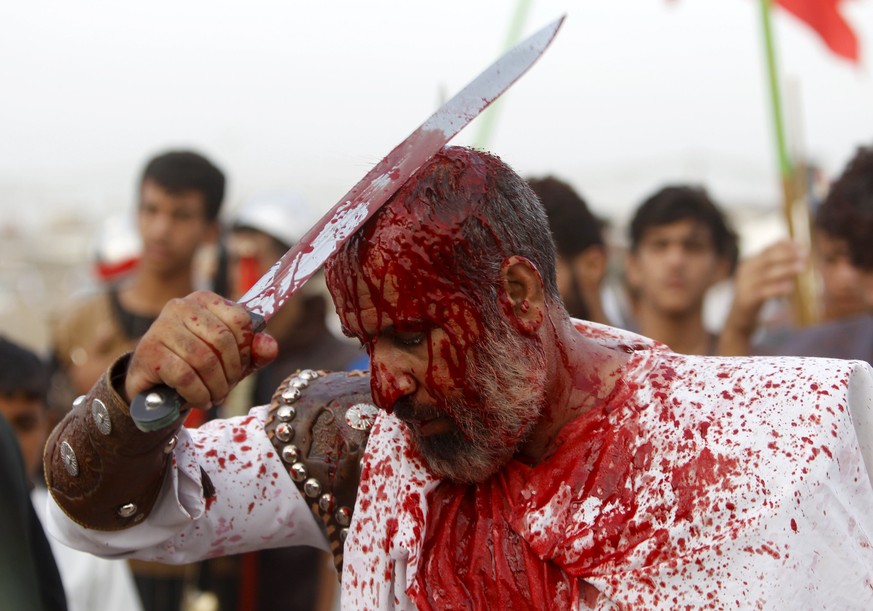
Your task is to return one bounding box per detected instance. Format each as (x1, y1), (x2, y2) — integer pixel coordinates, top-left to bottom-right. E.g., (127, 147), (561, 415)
(324, 147), (556, 482)
(327, 146), (558, 343)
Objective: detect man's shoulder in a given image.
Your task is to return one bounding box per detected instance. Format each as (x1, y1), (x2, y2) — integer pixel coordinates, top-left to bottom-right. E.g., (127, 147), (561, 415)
(50, 288), (115, 341)
(571, 319), (666, 352)
(757, 315), (873, 365)
(49, 286), (129, 366)
(52, 287), (113, 327)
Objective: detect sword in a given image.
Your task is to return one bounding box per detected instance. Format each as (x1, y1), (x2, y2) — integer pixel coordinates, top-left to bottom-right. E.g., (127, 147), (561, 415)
(131, 15), (565, 432)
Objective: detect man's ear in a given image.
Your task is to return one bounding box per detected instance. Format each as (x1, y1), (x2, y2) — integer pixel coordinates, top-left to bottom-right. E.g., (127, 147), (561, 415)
(498, 256), (545, 334)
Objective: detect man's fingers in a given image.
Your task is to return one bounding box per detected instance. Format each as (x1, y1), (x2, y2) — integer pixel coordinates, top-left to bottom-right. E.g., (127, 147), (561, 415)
(179, 303), (244, 393)
(186, 292), (257, 374)
(124, 291), (258, 406)
(141, 348), (217, 409)
(123, 291), (279, 408)
(251, 333), (279, 370)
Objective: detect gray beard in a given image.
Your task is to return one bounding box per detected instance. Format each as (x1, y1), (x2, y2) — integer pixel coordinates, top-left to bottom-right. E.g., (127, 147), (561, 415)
(411, 323), (547, 484)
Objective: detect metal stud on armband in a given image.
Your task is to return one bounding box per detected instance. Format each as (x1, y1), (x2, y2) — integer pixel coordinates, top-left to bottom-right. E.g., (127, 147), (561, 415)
(60, 440), (79, 477)
(319, 493), (335, 512)
(281, 444), (300, 464)
(345, 402), (379, 432)
(91, 399), (112, 435)
(335, 506), (351, 527)
(277, 405), (296, 422)
(281, 387), (301, 404)
(298, 369), (318, 381)
(164, 436), (178, 454)
(290, 462), (308, 482)
(275, 422), (294, 442)
(289, 377), (309, 390)
(117, 502), (137, 518)
(72, 395), (86, 408)
(303, 478), (322, 498)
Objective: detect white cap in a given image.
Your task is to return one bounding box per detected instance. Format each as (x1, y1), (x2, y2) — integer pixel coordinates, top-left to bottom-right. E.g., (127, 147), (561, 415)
(92, 213), (142, 281)
(229, 191), (320, 248)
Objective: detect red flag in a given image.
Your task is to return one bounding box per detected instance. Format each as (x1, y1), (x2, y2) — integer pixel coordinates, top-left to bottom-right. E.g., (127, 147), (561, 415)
(776, 0), (859, 62)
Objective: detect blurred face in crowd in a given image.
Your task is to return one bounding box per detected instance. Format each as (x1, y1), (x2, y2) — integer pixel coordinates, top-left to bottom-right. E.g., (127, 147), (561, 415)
(814, 231), (871, 320)
(137, 178), (218, 277)
(0, 393), (48, 480)
(626, 219), (728, 317)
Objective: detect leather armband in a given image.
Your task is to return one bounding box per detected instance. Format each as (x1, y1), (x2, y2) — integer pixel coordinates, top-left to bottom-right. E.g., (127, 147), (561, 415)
(44, 353), (184, 531)
(264, 369), (375, 578)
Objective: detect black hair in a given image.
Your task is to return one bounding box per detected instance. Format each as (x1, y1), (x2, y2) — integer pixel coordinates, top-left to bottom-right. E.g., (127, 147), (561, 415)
(816, 145), (873, 270)
(527, 176), (605, 258)
(141, 150), (226, 221)
(0, 337), (48, 402)
(630, 185), (739, 272)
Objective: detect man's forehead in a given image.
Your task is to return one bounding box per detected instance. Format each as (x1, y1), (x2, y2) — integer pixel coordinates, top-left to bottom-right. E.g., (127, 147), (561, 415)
(140, 179), (206, 208)
(338, 270), (400, 330)
(643, 219), (713, 241)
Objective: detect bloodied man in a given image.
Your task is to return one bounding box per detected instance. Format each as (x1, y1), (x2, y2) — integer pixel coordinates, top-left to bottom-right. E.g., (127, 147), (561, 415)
(45, 147), (873, 609)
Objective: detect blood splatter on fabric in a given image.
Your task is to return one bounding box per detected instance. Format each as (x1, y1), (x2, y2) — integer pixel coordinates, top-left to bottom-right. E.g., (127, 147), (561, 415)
(343, 321), (873, 609)
(45, 324), (873, 609)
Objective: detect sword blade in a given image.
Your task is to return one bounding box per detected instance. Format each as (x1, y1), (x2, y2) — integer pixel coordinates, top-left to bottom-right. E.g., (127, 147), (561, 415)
(131, 15), (564, 431)
(239, 15), (564, 321)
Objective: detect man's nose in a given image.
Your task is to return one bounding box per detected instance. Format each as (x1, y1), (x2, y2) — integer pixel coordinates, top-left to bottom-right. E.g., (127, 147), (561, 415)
(145, 212), (173, 238)
(369, 346), (416, 411)
(665, 243), (687, 265)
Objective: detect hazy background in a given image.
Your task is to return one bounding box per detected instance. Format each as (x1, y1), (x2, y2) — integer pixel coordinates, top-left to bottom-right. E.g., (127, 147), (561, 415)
(1, 0), (871, 349)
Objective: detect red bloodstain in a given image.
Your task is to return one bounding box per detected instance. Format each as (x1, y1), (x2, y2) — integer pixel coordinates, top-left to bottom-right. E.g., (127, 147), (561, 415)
(324, 150), (866, 608)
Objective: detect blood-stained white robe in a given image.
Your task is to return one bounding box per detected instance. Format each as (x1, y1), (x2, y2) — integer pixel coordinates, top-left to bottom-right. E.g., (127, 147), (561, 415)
(48, 323), (873, 609)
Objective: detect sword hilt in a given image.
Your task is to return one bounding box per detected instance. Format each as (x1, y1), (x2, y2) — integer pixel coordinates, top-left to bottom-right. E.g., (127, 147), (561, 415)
(130, 311), (266, 432)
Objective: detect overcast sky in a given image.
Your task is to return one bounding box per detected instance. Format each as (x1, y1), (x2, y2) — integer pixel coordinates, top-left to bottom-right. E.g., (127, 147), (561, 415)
(1, 0), (871, 232)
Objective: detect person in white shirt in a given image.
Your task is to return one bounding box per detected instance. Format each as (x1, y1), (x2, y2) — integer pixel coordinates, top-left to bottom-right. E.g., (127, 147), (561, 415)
(0, 336), (142, 611)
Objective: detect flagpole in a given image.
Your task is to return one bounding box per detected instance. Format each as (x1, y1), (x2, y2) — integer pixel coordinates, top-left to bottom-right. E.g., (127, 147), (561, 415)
(758, 0), (817, 326)
(473, 0), (533, 149)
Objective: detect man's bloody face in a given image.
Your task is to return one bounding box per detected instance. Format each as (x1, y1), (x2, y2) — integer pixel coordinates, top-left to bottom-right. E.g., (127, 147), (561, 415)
(329, 228), (546, 484)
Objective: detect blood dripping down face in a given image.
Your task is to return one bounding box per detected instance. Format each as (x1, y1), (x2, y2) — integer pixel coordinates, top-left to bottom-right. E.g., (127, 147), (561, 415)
(326, 147), (558, 483)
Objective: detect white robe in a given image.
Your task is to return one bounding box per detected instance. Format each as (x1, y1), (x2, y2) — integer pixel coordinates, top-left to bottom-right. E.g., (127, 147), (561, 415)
(48, 322), (873, 609)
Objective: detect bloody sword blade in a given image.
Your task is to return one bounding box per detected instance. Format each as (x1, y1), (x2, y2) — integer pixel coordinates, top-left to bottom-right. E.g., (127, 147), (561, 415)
(131, 15), (565, 432)
(239, 15), (565, 322)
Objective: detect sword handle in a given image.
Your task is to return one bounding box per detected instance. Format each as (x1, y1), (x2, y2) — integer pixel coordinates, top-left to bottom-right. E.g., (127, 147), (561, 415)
(130, 311), (266, 432)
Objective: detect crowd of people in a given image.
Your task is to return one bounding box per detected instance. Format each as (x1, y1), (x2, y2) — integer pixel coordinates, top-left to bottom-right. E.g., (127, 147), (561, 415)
(1, 141), (871, 610)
